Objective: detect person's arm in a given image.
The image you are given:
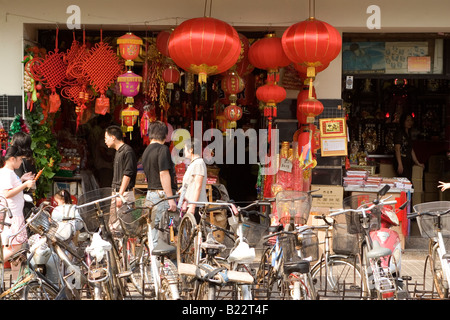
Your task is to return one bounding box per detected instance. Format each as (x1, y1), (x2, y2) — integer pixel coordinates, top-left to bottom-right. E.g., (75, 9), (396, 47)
(160, 170), (177, 211)
(394, 144), (403, 174)
(3, 180), (35, 199)
(186, 174), (204, 214)
(438, 181), (450, 192)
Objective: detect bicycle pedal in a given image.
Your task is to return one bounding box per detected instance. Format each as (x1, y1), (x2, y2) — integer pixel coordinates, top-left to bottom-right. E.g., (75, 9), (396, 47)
(117, 271), (133, 278)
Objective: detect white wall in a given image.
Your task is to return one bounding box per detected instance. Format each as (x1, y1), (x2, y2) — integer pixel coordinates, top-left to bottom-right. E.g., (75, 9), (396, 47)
(2, 0), (450, 99)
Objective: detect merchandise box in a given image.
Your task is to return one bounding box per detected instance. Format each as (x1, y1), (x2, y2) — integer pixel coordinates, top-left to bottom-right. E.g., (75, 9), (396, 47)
(379, 163), (396, 178)
(424, 191), (439, 202)
(412, 165), (424, 180)
(411, 178), (423, 192)
(311, 184), (344, 209)
(412, 191), (424, 206)
(424, 172), (440, 182)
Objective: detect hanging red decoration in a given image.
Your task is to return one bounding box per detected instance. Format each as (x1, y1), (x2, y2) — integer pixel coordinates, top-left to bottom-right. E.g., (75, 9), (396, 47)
(230, 33), (254, 77)
(248, 33), (291, 77)
(26, 28), (68, 113)
(294, 61), (329, 79)
(117, 70), (142, 105)
(282, 16), (341, 78)
(297, 78), (323, 124)
(224, 103), (243, 129)
(221, 71), (245, 103)
(156, 30), (171, 58)
(168, 17), (241, 84)
(296, 83), (316, 125)
(162, 65), (180, 89)
(80, 30), (124, 115)
(121, 105), (140, 138)
(256, 82), (286, 142)
(117, 32), (143, 67)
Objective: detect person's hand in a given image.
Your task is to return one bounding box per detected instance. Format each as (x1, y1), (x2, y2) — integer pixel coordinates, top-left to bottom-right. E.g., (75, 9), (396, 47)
(168, 199), (177, 212)
(397, 163), (404, 175)
(116, 196), (123, 208)
(24, 179), (35, 189)
(415, 162), (425, 168)
(21, 172), (35, 182)
(438, 181), (450, 192)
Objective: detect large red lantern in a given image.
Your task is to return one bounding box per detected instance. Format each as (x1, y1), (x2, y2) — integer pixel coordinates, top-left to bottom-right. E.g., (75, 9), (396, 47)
(156, 30), (171, 58)
(297, 79), (323, 124)
(224, 103), (243, 129)
(117, 32), (143, 67)
(221, 71), (245, 102)
(249, 33), (291, 75)
(232, 33), (254, 77)
(282, 18), (341, 78)
(168, 17), (241, 84)
(162, 65), (180, 89)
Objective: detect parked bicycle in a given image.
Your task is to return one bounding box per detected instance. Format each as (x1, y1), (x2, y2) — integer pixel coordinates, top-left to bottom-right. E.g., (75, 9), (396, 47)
(118, 194), (181, 300)
(408, 201), (450, 299)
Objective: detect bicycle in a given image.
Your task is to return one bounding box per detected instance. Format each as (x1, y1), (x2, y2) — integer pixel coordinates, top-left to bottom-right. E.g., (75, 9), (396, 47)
(177, 199), (265, 300)
(408, 201), (450, 299)
(118, 194), (181, 300)
(76, 187), (129, 300)
(0, 196), (12, 295)
(328, 185), (402, 300)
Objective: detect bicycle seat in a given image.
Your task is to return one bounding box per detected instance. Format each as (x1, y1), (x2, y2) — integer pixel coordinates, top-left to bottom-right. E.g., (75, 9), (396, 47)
(152, 240), (176, 256)
(366, 240), (392, 259)
(283, 260), (310, 274)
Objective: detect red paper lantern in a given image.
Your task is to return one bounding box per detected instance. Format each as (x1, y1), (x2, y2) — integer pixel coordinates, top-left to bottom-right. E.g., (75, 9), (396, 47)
(296, 84), (316, 124)
(162, 65), (180, 89)
(224, 103), (243, 129)
(221, 71), (245, 102)
(282, 18), (341, 78)
(156, 30), (171, 57)
(168, 17), (241, 84)
(297, 79), (323, 123)
(256, 83), (286, 112)
(117, 70), (142, 105)
(121, 105), (140, 138)
(117, 32), (143, 67)
(248, 33), (291, 74)
(230, 33), (254, 77)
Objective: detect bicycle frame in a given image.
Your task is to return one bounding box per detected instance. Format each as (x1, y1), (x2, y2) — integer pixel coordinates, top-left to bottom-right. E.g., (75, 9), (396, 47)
(432, 226), (450, 292)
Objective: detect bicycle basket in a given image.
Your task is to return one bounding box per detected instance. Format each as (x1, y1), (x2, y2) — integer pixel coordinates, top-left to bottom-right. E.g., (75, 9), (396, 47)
(118, 197), (149, 237)
(229, 218), (270, 248)
(343, 194), (381, 234)
(77, 188), (116, 233)
(29, 209), (59, 239)
(276, 191), (312, 225)
(332, 213), (359, 255)
(413, 201), (450, 238)
(299, 230), (319, 262)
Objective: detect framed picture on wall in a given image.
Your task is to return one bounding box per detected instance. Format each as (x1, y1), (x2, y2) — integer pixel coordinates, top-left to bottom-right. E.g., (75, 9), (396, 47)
(319, 118), (348, 156)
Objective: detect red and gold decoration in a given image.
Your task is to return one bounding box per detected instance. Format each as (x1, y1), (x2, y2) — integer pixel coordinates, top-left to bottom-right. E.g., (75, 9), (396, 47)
(256, 81), (286, 142)
(168, 17), (241, 84)
(162, 64), (180, 90)
(121, 105), (140, 138)
(221, 71), (245, 103)
(117, 32), (143, 67)
(156, 30), (172, 58)
(224, 103), (243, 129)
(117, 70), (142, 105)
(297, 78), (323, 124)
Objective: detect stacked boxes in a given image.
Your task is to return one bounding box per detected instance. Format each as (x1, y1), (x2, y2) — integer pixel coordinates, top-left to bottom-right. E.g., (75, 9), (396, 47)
(411, 165), (424, 206)
(424, 155), (446, 202)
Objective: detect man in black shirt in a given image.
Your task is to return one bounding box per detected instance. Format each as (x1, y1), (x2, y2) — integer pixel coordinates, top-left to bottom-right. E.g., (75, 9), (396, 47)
(105, 125), (137, 231)
(141, 121), (177, 248)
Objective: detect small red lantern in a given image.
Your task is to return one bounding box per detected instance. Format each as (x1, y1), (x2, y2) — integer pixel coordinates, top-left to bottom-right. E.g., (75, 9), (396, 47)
(221, 71), (245, 102)
(282, 17), (341, 78)
(224, 103), (243, 129)
(168, 17), (241, 84)
(248, 33), (291, 75)
(256, 83), (287, 117)
(297, 83), (316, 125)
(162, 65), (180, 89)
(297, 79), (323, 124)
(121, 105), (140, 138)
(117, 32), (143, 67)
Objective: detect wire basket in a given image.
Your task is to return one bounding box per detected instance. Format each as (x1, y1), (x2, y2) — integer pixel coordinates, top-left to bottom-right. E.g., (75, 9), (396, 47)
(413, 201), (450, 238)
(77, 188), (116, 233)
(229, 218), (270, 248)
(276, 191), (312, 225)
(279, 230), (319, 263)
(332, 213), (359, 255)
(343, 194), (381, 234)
(28, 209), (59, 239)
(118, 197), (150, 238)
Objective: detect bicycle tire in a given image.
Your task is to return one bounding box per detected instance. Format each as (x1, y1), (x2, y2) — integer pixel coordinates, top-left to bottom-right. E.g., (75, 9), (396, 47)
(430, 241), (449, 299)
(311, 255), (363, 299)
(159, 259), (180, 300)
(23, 280), (59, 300)
(177, 212), (198, 299)
(129, 239), (155, 297)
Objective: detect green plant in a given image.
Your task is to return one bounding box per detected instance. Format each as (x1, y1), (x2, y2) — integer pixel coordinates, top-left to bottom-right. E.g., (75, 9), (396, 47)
(24, 101), (61, 200)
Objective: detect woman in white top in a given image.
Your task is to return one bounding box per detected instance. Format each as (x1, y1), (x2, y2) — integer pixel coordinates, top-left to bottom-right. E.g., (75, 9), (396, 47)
(180, 138), (207, 216)
(0, 146), (35, 262)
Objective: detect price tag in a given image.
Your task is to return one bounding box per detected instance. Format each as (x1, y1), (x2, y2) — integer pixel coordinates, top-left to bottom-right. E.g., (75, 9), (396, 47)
(279, 158), (293, 173)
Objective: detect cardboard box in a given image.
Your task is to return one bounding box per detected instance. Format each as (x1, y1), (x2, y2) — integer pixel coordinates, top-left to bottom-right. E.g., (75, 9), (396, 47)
(425, 180), (439, 192)
(412, 178), (423, 192)
(428, 155), (446, 173)
(379, 163), (396, 178)
(412, 165), (424, 180)
(424, 191), (439, 202)
(311, 184), (344, 209)
(425, 172), (440, 182)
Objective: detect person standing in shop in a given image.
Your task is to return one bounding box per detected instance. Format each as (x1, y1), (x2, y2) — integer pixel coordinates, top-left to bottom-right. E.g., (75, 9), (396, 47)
(393, 112), (424, 182)
(141, 121), (177, 248)
(104, 125), (137, 232)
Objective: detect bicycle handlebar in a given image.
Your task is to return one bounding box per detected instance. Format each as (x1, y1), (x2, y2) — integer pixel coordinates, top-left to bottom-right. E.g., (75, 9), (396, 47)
(329, 198), (398, 217)
(189, 199), (272, 216)
(122, 195), (180, 215)
(407, 208), (450, 219)
(262, 224), (328, 240)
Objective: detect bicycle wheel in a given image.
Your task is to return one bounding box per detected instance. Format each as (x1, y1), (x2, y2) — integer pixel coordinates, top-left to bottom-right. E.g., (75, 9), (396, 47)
(430, 241), (449, 299)
(129, 239), (155, 297)
(177, 213), (198, 299)
(311, 256), (363, 299)
(23, 280), (59, 300)
(254, 246), (284, 300)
